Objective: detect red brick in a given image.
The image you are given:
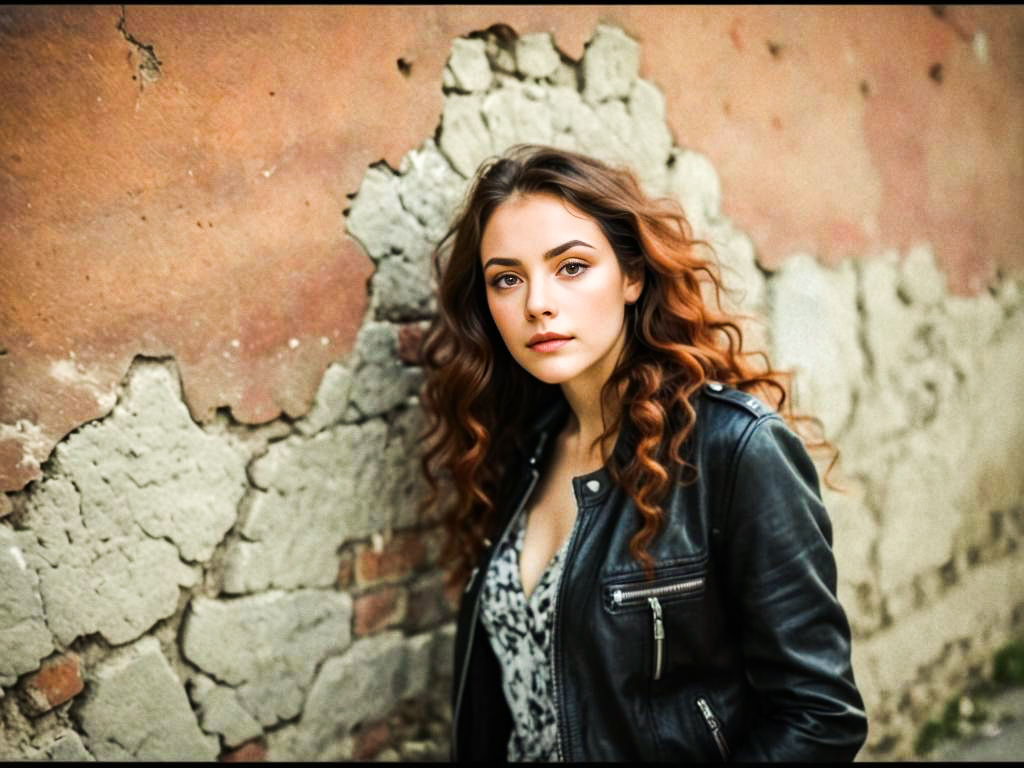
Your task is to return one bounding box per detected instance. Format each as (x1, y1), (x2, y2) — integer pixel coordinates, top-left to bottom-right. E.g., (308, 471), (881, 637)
(419, 524), (445, 568)
(355, 532), (426, 585)
(21, 652), (84, 716)
(397, 322), (428, 365)
(222, 739), (267, 762)
(407, 572), (455, 631)
(336, 547), (355, 590)
(353, 719), (391, 760)
(353, 586), (407, 636)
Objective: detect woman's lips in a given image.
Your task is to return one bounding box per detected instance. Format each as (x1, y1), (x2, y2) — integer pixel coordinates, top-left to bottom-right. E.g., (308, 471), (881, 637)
(528, 335), (572, 353)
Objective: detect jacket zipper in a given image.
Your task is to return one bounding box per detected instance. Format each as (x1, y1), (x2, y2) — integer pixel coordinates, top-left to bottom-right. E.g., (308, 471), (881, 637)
(696, 696), (730, 761)
(609, 575), (705, 607)
(648, 597), (664, 681)
(451, 467), (539, 761)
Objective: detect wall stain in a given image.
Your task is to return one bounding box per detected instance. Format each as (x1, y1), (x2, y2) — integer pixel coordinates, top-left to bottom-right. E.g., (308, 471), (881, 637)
(116, 5), (162, 90)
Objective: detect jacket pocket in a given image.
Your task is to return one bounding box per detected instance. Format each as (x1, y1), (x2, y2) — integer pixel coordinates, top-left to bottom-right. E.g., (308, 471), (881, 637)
(602, 560), (708, 615)
(696, 695), (731, 761)
(603, 563), (708, 681)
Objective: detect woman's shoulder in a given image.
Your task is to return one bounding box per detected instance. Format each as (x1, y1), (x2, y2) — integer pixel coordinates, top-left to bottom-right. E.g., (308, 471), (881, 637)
(690, 381), (812, 471)
(694, 380), (780, 445)
(698, 380), (775, 421)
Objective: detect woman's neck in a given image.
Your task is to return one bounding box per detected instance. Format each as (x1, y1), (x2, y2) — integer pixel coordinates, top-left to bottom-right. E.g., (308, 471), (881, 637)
(559, 374), (619, 473)
(561, 391), (606, 465)
(558, 325), (629, 470)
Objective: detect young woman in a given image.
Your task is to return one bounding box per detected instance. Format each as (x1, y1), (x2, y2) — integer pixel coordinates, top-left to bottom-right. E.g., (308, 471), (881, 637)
(420, 145), (868, 761)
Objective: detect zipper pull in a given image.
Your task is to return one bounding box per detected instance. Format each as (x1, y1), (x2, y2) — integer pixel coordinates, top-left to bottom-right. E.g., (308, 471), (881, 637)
(648, 596), (664, 680)
(464, 566), (479, 594)
(697, 696), (731, 760)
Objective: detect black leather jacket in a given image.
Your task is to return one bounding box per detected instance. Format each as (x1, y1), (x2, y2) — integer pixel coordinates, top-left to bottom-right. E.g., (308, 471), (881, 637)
(451, 383), (868, 761)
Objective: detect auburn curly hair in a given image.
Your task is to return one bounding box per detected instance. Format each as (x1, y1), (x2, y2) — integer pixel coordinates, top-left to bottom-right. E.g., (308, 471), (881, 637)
(419, 145), (831, 586)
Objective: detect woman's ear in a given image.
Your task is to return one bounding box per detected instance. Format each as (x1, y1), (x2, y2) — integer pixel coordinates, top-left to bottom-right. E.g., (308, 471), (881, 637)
(624, 271), (644, 305)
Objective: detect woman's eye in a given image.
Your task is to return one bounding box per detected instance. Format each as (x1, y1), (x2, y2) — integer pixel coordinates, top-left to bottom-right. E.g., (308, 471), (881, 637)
(561, 261), (587, 277)
(493, 273), (520, 289)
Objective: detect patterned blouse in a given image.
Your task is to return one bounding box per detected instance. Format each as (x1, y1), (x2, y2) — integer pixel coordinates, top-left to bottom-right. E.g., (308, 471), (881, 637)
(479, 509), (571, 762)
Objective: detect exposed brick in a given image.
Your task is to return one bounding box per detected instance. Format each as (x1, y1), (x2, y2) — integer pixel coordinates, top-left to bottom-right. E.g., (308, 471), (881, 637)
(420, 524), (446, 568)
(353, 586), (407, 636)
(20, 652), (84, 716)
(407, 572), (455, 631)
(336, 547), (355, 590)
(222, 738), (267, 762)
(353, 718), (391, 761)
(355, 531), (426, 585)
(397, 322), (428, 365)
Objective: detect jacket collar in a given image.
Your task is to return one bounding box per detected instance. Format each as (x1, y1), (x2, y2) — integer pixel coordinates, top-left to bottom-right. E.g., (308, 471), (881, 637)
(519, 393), (634, 481)
(520, 394), (571, 466)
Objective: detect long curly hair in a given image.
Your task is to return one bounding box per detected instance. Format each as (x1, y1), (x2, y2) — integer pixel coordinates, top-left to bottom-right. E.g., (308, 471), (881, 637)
(419, 145), (830, 586)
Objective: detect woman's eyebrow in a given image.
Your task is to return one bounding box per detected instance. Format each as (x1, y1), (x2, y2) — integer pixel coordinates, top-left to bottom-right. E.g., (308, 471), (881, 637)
(483, 239), (594, 271)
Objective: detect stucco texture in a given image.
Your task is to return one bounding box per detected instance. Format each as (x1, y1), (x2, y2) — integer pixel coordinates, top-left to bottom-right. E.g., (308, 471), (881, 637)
(1, 5), (1022, 491)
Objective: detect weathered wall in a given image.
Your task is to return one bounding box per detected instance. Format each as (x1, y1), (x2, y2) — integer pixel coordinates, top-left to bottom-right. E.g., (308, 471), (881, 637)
(2, 6), (1023, 762)
(2, 4), (1022, 492)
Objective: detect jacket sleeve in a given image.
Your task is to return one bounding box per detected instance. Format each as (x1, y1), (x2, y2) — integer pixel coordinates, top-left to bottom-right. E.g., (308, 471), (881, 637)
(722, 414), (868, 761)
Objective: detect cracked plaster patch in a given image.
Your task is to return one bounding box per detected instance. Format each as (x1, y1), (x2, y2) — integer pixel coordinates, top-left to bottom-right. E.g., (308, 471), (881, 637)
(11, 359), (247, 647)
(78, 636), (216, 761)
(48, 360), (247, 563)
(16, 473), (196, 646)
(0, 527), (55, 686)
(285, 630), (408, 760)
(181, 590), (352, 727)
(222, 405), (424, 592)
(189, 674), (264, 748)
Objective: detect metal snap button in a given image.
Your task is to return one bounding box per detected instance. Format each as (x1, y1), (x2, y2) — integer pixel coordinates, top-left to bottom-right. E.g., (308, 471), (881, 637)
(585, 479), (601, 493)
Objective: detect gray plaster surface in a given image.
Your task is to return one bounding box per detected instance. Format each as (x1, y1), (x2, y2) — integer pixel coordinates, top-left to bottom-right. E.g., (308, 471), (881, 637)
(39, 730), (95, 761)
(289, 631), (408, 759)
(181, 589), (352, 726)
(0, 527), (53, 685)
(78, 637), (218, 761)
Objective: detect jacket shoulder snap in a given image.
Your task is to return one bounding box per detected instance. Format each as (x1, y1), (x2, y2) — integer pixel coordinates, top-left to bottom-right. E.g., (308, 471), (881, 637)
(701, 379), (772, 419)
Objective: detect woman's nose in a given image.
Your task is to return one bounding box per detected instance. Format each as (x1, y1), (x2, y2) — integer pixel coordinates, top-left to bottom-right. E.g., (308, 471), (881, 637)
(525, 280), (556, 319)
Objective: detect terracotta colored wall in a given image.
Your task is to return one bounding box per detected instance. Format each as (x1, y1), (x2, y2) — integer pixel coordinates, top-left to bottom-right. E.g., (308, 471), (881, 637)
(1, 5), (1022, 492)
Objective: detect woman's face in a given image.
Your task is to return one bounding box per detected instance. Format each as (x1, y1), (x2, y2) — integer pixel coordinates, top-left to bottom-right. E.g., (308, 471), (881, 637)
(480, 192), (643, 389)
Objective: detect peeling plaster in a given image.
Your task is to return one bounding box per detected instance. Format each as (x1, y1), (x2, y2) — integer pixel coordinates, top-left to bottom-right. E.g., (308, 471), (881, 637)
(0, 15), (1022, 762)
(1, 6), (1022, 491)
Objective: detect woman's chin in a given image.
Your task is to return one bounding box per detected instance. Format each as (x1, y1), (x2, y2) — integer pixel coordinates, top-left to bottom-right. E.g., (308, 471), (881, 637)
(513, 358), (575, 386)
